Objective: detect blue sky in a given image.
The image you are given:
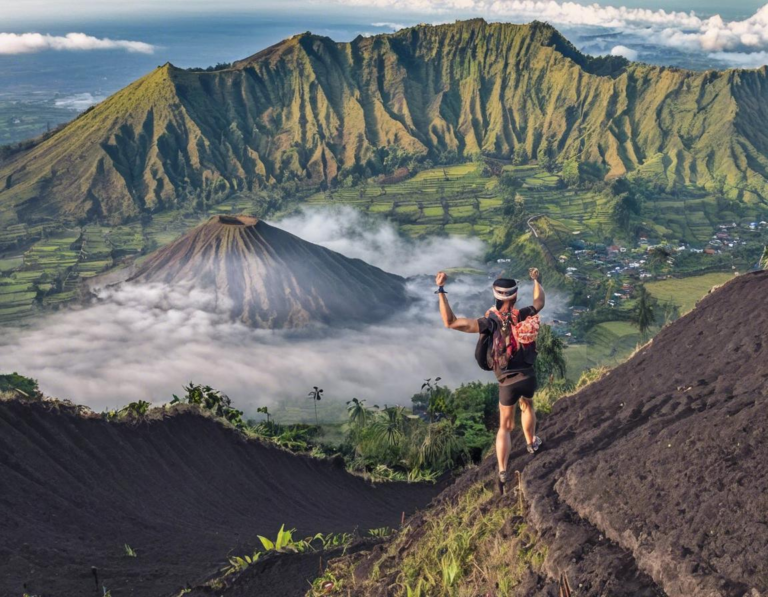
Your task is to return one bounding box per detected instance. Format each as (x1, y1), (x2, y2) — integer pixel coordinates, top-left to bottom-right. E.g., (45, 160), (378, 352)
(3, 0), (768, 66)
(2, 0), (764, 20)
(2, 0), (768, 106)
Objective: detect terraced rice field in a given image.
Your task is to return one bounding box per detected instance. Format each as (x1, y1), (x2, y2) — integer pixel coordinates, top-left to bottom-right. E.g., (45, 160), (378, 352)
(0, 161), (762, 326)
(565, 321), (642, 380)
(306, 163), (504, 240)
(646, 272), (736, 314)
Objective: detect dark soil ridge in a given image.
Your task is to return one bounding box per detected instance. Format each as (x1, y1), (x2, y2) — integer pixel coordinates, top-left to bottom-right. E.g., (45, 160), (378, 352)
(0, 401), (443, 597)
(343, 270), (768, 596)
(185, 538), (382, 597)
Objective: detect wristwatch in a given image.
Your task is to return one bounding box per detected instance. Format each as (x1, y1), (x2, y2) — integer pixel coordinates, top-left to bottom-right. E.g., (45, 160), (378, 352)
(435, 286), (447, 294)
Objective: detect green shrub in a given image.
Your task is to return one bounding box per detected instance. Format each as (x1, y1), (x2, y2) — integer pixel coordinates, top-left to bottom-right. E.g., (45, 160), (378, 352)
(0, 372), (40, 396)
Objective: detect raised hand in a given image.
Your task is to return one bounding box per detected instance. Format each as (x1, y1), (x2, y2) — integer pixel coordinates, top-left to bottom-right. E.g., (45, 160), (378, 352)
(435, 271), (448, 286)
(529, 267), (540, 281)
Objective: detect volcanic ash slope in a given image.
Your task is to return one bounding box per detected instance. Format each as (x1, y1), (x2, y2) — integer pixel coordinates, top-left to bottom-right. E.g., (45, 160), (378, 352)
(0, 402), (442, 596)
(129, 214), (409, 328)
(345, 270), (768, 597)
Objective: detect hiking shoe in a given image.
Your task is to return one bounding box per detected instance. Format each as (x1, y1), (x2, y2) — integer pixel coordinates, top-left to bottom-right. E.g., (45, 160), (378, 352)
(498, 470), (508, 485)
(527, 436), (542, 454)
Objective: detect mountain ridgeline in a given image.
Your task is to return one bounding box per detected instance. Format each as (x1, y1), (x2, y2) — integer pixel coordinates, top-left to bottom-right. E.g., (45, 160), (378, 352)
(2, 19), (768, 225)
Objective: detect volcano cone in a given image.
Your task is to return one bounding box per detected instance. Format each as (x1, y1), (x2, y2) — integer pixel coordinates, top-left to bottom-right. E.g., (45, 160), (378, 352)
(130, 215), (408, 328)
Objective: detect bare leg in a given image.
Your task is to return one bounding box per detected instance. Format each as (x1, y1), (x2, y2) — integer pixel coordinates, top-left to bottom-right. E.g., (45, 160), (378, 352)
(519, 398), (536, 445)
(496, 404), (515, 472)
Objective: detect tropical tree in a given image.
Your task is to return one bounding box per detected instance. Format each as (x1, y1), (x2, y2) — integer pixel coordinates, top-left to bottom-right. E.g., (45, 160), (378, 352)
(633, 285), (656, 338)
(534, 324), (567, 383)
(0, 372), (40, 397)
(561, 159), (580, 187)
(662, 301), (681, 325)
(346, 397), (371, 428)
(412, 419), (467, 471)
(370, 406), (410, 450)
(172, 383), (245, 427)
(121, 400), (151, 417)
(512, 144), (528, 165)
(307, 386), (323, 426)
(537, 138), (555, 171)
(420, 377), (449, 422)
(256, 406), (271, 423)
(603, 277), (620, 305)
(648, 246), (674, 274)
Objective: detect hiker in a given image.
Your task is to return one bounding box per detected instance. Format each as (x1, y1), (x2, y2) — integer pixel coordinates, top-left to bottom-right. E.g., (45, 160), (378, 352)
(435, 268), (545, 488)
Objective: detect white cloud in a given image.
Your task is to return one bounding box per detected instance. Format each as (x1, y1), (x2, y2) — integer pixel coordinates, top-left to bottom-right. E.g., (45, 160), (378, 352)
(709, 50), (768, 68)
(277, 206), (485, 277)
(0, 280), (491, 412)
(0, 209), (567, 414)
(332, 1), (768, 55)
(372, 22), (408, 30)
(54, 93), (106, 111)
(610, 44), (638, 61)
(0, 32), (155, 55)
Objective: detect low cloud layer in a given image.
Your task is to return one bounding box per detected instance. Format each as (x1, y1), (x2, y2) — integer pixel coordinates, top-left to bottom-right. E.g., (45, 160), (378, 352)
(343, 1), (768, 66)
(0, 32), (155, 55)
(709, 50), (768, 67)
(610, 45), (639, 61)
(0, 210), (564, 415)
(0, 279), (514, 414)
(278, 206), (486, 277)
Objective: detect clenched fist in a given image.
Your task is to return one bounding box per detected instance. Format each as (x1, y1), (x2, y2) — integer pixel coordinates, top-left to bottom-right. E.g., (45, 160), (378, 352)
(529, 267), (540, 281)
(435, 271), (448, 286)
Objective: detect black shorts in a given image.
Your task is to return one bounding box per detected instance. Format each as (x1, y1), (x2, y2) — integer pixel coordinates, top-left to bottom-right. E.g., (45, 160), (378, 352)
(498, 371), (537, 407)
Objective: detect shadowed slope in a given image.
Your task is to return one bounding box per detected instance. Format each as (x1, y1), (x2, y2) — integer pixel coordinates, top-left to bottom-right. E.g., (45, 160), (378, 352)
(129, 214), (408, 328)
(0, 401), (442, 597)
(343, 270), (768, 596)
(2, 20), (768, 225)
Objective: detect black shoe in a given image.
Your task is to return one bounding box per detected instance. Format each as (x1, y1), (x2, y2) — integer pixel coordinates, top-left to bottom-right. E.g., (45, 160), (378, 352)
(497, 470), (508, 495)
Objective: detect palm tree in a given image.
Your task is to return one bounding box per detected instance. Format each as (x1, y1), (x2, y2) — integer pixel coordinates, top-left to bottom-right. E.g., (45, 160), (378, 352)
(420, 377), (445, 422)
(662, 301), (680, 326)
(604, 278), (619, 305)
(633, 285), (655, 338)
(307, 386), (323, 426)
(256, 406), (271, 423)
(534, 325), (567, 383)
(370, 406), (409, 449)
(415, 420), (466, 471)
(648, 246), (673, 274)
(346, 397), (370, 428)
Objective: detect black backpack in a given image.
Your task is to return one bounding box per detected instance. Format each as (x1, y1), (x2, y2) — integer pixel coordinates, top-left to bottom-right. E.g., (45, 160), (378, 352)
(474, 312), (499, 371)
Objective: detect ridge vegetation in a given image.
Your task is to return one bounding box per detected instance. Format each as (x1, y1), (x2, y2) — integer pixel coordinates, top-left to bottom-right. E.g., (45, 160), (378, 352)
(2, 19), (768, 229)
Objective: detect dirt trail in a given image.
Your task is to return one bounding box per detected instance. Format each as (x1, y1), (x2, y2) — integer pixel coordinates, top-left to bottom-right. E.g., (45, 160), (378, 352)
(0, 403), (442, 597)
(345, 270), (768, 596)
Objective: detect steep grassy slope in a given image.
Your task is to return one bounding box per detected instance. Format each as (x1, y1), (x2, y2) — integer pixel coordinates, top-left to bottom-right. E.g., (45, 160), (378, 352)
(0, 401), (441, 597)
(2, 20), (768, 226)
(324, 270), (768, 596)
(130, 214), (408, 328)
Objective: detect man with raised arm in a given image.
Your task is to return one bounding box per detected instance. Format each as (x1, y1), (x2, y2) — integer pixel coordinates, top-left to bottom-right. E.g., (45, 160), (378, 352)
(435, 268), (546, 490)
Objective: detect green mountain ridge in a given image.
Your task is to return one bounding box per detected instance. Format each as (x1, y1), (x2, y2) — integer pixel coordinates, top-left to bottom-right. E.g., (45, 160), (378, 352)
(2, 19), (768, 226)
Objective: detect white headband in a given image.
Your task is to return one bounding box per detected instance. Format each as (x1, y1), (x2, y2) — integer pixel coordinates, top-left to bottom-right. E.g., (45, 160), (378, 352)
(492, 285), (518, 301)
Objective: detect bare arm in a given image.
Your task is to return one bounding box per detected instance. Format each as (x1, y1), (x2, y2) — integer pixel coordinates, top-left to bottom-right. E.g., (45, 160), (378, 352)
(436, 272), (480, 333)
(530, 268), (546, 312)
